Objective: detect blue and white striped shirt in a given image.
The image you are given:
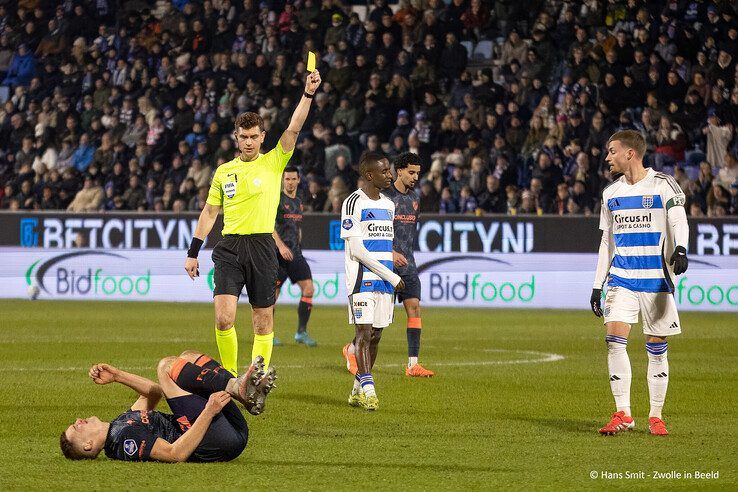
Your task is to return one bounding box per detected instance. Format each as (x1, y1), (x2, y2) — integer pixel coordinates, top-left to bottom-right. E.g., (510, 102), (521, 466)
(340, 190), (396, 294)
(599, 169), (686, 293)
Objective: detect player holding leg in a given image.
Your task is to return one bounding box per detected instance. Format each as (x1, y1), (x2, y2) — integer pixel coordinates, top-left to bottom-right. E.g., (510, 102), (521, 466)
(591, 130), (688, 436)
(273, 166), (317, 347)
(341, 152), (405, 411)
(60, 352), (276, 462)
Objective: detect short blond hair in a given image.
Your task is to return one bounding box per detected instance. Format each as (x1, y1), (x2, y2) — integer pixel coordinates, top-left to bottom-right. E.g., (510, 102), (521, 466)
(608, 130), (646, 158)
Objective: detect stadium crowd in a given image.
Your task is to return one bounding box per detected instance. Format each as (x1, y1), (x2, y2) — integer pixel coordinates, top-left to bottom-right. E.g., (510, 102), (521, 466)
(0, 0), (737, 216)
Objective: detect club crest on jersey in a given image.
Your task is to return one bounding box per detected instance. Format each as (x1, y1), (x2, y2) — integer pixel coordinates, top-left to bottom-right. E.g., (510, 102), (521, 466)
(642, 195), (654, 208)
(342, 218), (353, 230)
(354, 307), (363, 318)
(124, 439), (138, 456)
(412, 201), (418, 211)
(223, 181), (236, 199)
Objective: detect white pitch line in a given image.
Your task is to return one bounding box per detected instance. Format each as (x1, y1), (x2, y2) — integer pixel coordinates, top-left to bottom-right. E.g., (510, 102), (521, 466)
(3, 349), (564, 372)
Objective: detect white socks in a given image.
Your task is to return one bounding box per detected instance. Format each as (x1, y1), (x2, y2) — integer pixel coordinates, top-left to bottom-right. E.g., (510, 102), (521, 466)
(646, 341), (669, 419)
(352, 375), (362, 396)
(606, 335), (631, 415)
(358, 373), (376, 397)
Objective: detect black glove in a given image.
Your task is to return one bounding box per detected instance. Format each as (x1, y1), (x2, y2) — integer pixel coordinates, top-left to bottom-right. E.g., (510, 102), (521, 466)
(669, 246), (688, 275)
(590, 288), (603, 317)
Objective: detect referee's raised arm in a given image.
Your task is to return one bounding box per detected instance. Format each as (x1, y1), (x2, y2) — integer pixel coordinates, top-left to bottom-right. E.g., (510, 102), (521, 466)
(279, 70), (322, 153)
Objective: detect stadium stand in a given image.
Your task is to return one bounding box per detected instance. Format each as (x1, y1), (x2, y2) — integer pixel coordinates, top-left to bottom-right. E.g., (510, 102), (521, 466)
(0, 0), (736, 217)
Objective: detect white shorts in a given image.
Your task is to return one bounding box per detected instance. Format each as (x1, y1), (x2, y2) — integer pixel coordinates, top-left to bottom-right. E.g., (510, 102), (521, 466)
(348, 292), (394, 328)
(603, 286), (682, 337)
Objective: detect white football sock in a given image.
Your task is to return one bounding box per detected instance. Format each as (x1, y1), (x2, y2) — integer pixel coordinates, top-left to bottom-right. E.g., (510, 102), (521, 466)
(646, 342), (669, 419)
(606, 335), (631, 416)
(359, 373), (376, 397)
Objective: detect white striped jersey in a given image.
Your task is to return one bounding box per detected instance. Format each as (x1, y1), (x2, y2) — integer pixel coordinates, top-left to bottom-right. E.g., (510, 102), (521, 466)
(340, 189), (396, 295)
(600, 168), (686, 293)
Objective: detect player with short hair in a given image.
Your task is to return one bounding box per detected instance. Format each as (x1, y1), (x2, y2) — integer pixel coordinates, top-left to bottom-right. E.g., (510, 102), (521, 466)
(184, 71), (321, 377)
(340, 152), (405, 411)
(591, 129), (689, 436)
(273, 165), (317, 347)
(60, 352), (276, 462)
(343, 153), (434, 377)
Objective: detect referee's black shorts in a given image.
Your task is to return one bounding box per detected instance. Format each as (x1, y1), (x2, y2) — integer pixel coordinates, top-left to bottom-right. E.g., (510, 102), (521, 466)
(211, 234), (278, 307)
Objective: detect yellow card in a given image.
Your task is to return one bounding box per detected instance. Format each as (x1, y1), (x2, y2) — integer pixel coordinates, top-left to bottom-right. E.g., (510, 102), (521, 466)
(307, 51), (316, 72)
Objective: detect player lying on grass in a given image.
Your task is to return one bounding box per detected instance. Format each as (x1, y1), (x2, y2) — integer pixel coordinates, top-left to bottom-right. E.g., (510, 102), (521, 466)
(60, 352), (276, 462)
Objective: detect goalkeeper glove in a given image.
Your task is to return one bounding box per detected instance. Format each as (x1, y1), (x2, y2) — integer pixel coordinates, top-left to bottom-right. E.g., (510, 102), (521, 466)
(590, 288), (603, 317)
(669, 246), (688, 275)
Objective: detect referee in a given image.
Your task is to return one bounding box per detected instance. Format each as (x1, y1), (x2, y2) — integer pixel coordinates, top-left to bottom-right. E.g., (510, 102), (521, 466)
(185, 71), (322, 376)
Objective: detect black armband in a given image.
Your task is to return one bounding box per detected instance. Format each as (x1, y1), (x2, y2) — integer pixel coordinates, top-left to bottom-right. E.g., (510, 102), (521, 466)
(303, 91), (314, 99)
(187, 237), (204, 258)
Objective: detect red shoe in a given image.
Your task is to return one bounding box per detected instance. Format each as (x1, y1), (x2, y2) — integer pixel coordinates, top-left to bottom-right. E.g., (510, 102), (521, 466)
(342, 343), (357, 376)
(405, 363), (435, 377)
(598, 411), (635, 435)
(649, 417), (669, 436)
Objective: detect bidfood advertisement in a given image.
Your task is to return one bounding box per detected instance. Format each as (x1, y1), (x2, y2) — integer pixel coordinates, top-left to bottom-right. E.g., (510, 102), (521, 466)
(2, 248), (736, 312)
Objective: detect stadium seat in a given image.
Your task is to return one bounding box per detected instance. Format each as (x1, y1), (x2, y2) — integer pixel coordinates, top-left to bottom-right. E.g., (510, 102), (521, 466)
(461, 40), (474, 60)
(473, 40), (494, 60)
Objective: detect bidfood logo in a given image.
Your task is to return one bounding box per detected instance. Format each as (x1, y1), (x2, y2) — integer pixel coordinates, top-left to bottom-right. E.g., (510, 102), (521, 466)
(675, 277), (738, 306)
(428, 273), (535, 303)
(418, 255), (535, 303)
(26, 251), (151, 297)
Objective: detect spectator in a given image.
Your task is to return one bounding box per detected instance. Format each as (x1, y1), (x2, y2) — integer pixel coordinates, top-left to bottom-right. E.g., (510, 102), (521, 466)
(67, 177), (103, 212)
(304, 179), (327, 212)
(122, 175), (146, 210)
(438, 187), (458, 214)
(703, 111), (733, 170)
(324, 176), (349, 212)
(189, 185), (209, 211)
(1, 43), (36, 88)
(71, 134), (96, 173)
(459, 185), (478, 214)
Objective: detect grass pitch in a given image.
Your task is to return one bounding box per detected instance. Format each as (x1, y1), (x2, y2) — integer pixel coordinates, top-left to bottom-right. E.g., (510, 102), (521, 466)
(0, 300), (735, 490)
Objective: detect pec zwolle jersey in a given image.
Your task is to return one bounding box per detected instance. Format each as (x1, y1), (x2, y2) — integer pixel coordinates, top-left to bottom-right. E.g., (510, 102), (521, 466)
(600, 169), (686, 293)
(340, 190), (396, 295)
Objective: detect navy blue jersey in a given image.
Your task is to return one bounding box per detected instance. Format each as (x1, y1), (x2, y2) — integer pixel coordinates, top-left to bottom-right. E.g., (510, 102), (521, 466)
(104, 409), (181, 462)
(384, 182), (419, 275)
(275, 193), (303, 255)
